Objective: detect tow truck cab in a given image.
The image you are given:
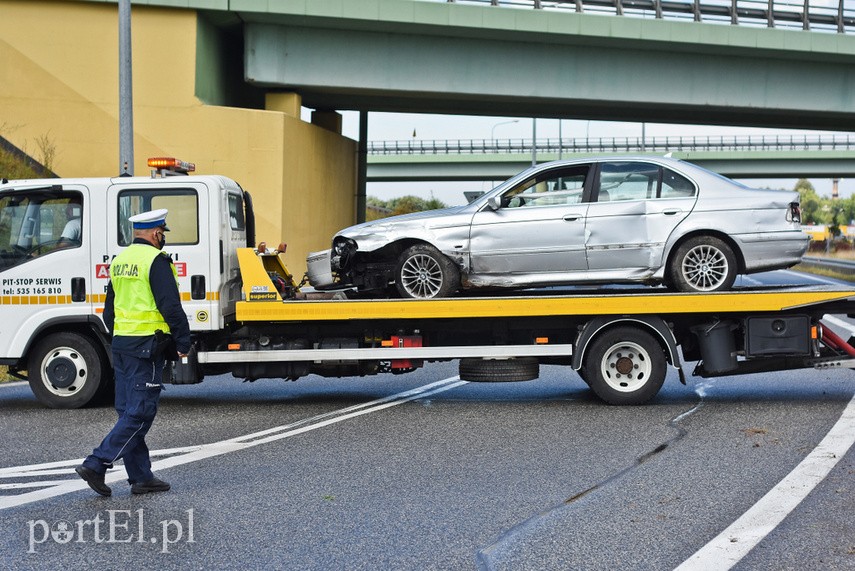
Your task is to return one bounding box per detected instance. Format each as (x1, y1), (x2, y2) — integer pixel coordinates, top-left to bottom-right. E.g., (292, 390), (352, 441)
(0, 159), (253, 407)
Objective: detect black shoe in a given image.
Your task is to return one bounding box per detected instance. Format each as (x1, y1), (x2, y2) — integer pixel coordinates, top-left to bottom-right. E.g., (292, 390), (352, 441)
(75, 465), (111, 497)
(131, 477), (170, 495)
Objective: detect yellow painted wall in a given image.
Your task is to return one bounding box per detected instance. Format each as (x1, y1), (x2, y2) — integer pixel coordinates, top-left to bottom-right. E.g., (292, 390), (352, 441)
(0, 0), (356, 275)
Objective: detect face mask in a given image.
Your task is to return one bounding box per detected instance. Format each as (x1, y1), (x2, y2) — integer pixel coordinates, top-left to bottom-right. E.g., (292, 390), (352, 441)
(156, 231), (166, 250)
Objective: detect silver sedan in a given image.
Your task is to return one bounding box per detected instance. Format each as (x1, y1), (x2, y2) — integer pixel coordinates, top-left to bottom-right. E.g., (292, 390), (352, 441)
(309, 156), (809, 298)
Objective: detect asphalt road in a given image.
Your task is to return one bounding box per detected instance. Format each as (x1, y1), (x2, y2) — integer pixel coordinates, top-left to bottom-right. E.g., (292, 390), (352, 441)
(0, 270), (854, 570)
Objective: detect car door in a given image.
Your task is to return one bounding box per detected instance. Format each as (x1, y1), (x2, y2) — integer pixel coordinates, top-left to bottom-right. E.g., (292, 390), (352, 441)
(469, 165), (590, 276)
(585, 161), (696, 272)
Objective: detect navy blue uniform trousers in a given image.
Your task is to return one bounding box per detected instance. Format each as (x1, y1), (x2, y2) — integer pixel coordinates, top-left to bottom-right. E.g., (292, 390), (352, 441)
(82, 351), (164, 484)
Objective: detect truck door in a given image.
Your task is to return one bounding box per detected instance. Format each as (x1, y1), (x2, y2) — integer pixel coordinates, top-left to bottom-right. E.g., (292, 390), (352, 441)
(105, 180), (213, 332)
(0, 184), (93, 359)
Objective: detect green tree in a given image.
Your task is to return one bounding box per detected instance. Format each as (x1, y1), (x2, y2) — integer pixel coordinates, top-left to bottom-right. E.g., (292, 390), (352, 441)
(366, 195), (449, 220)
(795, 179), (826, 225)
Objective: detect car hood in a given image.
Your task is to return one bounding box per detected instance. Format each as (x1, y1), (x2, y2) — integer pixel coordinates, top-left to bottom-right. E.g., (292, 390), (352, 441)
(336, 205), (473, 252)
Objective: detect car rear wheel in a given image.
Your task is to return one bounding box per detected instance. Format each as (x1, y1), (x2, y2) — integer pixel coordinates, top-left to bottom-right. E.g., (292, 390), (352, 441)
(669, 236), (737, 292)
(394, 244), (459, 299)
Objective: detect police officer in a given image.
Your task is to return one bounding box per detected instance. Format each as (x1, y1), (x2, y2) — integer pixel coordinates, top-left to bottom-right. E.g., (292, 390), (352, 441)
(76, 209), (190, 496)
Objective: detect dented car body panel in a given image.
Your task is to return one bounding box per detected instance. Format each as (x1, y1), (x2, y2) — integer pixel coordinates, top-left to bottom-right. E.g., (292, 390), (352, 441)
(312, 156), (809, 294)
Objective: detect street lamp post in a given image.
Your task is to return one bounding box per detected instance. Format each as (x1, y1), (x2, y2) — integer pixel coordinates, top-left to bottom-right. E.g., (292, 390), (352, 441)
(119, 0), (133, 176)
(490, 119), (519, 149)
(532, 118), (537, 167)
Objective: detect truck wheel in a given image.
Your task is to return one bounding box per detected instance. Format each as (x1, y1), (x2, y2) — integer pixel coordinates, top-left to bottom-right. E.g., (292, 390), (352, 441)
(584, 326), (666, 405)
(395, 244), (459, 299)
(669, 236), (737, 292)
(459, 357), (539, 382)
(27, 332), (104, 409)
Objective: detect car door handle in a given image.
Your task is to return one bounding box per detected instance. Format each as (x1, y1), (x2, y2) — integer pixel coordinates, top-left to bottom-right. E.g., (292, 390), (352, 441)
(662, 209), (681, 215)
(563, 214), (582, 222)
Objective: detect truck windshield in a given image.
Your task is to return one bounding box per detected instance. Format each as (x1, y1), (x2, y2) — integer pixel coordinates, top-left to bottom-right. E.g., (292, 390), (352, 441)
(0, 190), (83, 271)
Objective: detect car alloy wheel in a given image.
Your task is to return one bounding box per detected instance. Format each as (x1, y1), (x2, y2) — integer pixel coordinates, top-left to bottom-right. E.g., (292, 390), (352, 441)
(670, 236), (737, 293)
(394, 244), (459, 299)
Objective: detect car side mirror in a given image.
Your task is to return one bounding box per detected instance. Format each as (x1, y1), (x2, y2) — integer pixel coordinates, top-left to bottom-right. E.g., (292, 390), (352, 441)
(486, 196), (501, 211)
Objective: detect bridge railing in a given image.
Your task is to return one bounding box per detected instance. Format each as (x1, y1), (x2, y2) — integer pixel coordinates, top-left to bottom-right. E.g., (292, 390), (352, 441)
(368, 134), (855, 155)
(433, 0), (855, 33)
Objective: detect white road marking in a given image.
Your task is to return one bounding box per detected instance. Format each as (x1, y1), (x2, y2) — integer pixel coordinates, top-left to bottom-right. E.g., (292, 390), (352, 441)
(0, 376), (467, 510)
(675, 392), (855, 570)
(0, 381), (26, 389)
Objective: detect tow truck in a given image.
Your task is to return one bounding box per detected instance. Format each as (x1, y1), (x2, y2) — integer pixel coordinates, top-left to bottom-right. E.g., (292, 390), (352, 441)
(1, 159), (854, 409)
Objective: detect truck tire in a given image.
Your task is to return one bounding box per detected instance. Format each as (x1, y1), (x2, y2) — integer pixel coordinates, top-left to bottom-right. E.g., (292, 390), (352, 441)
(669, 236), (737, 292)
(584, 326), (666, 405)
(459, 357), (539, 382)
(395, 244), (459, 299)
(27, 332), (105, 409)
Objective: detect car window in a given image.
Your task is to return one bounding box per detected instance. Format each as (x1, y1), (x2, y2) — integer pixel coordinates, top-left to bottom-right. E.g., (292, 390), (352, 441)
(597, 162), (659, 202)
(660, 168), (696, 198)
(502, 165), (589, 208)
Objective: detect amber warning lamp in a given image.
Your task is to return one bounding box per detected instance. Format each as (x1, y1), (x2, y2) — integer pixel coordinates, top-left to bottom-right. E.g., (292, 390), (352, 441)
(148, 157), (195, 177)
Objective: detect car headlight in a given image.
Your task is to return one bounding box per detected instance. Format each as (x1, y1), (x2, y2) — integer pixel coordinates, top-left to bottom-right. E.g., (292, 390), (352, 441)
(332, 238), (357, 270)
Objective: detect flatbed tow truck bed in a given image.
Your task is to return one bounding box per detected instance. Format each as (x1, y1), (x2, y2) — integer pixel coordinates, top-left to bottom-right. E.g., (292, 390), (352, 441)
(235, 286), (855, 322)
(180, 250), (855, 405)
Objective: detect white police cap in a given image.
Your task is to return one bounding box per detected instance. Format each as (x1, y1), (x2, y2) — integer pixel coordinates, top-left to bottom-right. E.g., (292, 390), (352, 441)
(129, 208), (170, 230)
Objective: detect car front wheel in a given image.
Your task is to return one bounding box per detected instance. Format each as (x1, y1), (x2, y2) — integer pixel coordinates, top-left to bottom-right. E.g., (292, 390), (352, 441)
(394, 244), (459, 299)
(669, 236), (737, 292)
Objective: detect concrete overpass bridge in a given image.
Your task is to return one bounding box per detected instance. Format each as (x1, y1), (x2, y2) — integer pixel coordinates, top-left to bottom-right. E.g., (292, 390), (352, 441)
(241, 0), (855, 130)
(366, 134), (855, 181)
(4, 0), (855, 259)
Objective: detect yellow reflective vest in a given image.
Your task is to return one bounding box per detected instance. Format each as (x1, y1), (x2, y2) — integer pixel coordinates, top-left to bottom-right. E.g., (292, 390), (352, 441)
(110, 244), (177, 336)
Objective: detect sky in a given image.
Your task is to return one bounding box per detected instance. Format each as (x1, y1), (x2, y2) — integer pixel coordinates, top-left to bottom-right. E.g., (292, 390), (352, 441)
(318, 111), (855, 207)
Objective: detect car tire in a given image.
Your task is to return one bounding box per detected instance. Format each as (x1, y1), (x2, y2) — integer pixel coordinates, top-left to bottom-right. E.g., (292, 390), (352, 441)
(669, 236), (737, 292)
(459, 357), (539, 382)
(395, 244), (459, 299)
(584, 326), (666, 405)
(27, 332), (106, 409)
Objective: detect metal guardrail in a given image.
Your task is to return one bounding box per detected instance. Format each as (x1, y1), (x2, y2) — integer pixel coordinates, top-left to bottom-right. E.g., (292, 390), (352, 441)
(434, 0), (854, 33)
(368, 134), (855, 155)
(799, 256), (855, 278)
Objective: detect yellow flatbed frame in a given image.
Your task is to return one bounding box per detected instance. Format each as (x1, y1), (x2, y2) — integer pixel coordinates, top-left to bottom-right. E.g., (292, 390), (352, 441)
(236, 289), (855, 322)
(236, 248), (855, 323)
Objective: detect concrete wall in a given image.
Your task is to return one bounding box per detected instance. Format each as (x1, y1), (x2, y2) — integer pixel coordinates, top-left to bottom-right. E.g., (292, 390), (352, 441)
(0, 0), (356, 274)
